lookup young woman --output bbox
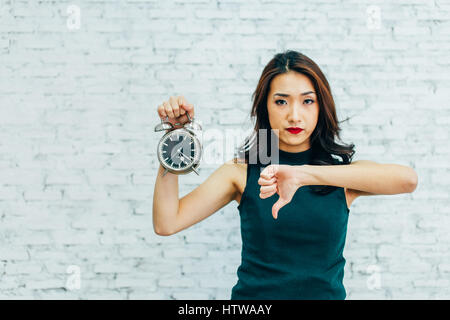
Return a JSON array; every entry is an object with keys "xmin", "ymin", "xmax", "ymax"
[{"xmin": 153, "ymin": 50, "xmax": 418, "ymax": 300}]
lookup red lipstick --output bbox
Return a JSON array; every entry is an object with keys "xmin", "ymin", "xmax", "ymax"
[{"xmin": 286, "ymin": 127, "xmax": 304, "ymax": 134}]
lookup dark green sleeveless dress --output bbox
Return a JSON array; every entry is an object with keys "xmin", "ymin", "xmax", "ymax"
[{"xmin": 231, "ymin": 147, "xmax": 350, "ymax": 300}]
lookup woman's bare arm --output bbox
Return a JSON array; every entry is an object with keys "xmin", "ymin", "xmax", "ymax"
[
  {"xmin": 152, "ymin": 160, "xmax": 239, "ymax": 236},
  {"xmin": 152, "ymin": 163, "xmax": 181, "ymax": 236},
  {"xmin": 298, "ymin": 160, "xmax": 418, "ymax": 195},
  {"xmin": 257, "ymin": 160, "xmax": 418, "ymax": 219},
  {"xmin": 152, "ymin": 95, "xmax": 240, "ymax": 235}
]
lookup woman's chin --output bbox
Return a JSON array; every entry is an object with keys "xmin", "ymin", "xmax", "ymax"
[
  {"xmin": 280, "ymin": 137, "xmax": 305, "ymax": 147},
  {"xmin": 283, "ymin": 134, "xmax": 304, "ymax": 142}
]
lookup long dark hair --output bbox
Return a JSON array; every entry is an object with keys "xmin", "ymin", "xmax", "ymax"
[{"xmin": 234, "ymin": 50, "xmax": 355, "ymax": 195}]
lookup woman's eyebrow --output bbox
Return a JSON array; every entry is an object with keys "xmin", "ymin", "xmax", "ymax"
[{"xmin": 274, "ymin": 91, "xmax": 315, "ymax": 97}]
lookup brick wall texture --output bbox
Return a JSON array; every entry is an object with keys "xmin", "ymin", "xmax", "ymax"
[{"xmin": 0, "ymin": 0, "xmax": 449, "ymax": 299}]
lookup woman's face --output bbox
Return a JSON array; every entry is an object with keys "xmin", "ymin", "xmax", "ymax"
[{"xmin": 266, "ymin": 71, "xmax": 320, "ymax": 153}]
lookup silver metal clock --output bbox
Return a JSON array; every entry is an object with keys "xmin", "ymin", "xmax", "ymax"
[{"xmin": 154, "ymin": 112, "xmax": 202, "ymax": 176}]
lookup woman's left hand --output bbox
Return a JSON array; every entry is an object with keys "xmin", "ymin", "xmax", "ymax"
[{"xmin": 258, "ymin": 164, "xmax": 308, "ymax": 219}]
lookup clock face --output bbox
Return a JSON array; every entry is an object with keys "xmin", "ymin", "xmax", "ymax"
[{"xmin": 158, "ymin": 130, "xmax": 198, "ymax": 171}]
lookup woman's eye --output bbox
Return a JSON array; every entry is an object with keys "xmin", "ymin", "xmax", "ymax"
[{"xmin": 275, "ymin": 99, "xmax": 314, "ymax": 106}]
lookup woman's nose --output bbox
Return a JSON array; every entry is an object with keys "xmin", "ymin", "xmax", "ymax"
[{"xmin": 288, "ymin": 104, "xmax": 302, "ymax": 122}]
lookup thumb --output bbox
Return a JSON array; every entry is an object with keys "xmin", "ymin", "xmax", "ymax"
[{"xmin": 272, "ymin": 197, "xmax": 289, "ymax": 220}]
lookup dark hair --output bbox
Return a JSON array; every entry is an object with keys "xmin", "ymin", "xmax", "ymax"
[{"xmin": 234, "ymin": 50, "xmax": 355, "ymax": 195}]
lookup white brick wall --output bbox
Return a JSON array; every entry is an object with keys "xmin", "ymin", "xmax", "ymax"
[{"xmin": 0, "ymin": 0, "xmax": 449, "ymax": 299}]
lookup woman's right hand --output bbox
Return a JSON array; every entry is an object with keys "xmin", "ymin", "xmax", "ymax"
[{"xmin": 157, "ymin": 95, "xmax": 195, "ymax": 130}]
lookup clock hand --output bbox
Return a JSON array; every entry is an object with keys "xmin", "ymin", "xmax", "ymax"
[
  {"xmin": 176, "ymin": 146, "xmax": 190, "ymax": 158},
  {"xmin": 180, "ymin": 152, "xmax": 194, "ymax": 161},
  {"xmin": 177, "ymin": 152, "xmax": 192, "ymax": 165},
  {"xmin": 172, "ymin": 147, "xmax": 184, "ymax": 159}
]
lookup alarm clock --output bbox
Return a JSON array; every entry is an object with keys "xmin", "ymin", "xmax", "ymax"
[{"xmin": 154, "ymin": 112, "xmax": 202, "ymax": 176}]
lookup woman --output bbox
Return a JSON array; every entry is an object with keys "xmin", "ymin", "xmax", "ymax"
[{"xmin": 152, "ymin": 50, "xmax": 418, "ymax": 300}]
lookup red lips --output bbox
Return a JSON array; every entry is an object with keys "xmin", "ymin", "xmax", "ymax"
[{"xmin": 286, "ymin": 127, "xmax": 304, "ymax": 134}]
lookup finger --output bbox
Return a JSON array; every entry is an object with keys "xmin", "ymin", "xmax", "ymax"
[
  {"xmin": 163, "ymin": 101, "xmax": 175, "ymax": 119},
  {"xmin": 181, "ymin": 104, "xmax": 194, "ymax": 118},
  {"xmin": 260, "ymin": 165, "xmax": 277, "ymax": 179},
  {"xmin": 158, "ymin": 105, "xmax": 167, "ymax": 120},
  {"xmin": 178, "ymin": 95, "xmax": 187, "ymax": 107},
  {"xmin": 178, "ymin": 95, "xmax": 189, "ymax": 108},
  {"xmin": 258, "ymin": 176, "xmax": 276, "ymax": 186},
  {"xmin": 260, "ymin": 185, "xmax": 278, "ymax": 198},
  {"xmin": 260, "ymin": 190, "xmax": 276, "ymax": 199},
  {"xmin": 260, "ymin": 184, "xmax": 276, "ymax": 194},
  {"xmin": 169, "ymin": 96, "xmax": 180, "ymax": 118}
]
